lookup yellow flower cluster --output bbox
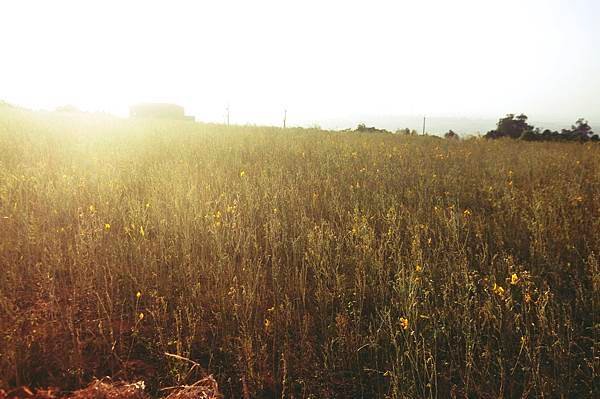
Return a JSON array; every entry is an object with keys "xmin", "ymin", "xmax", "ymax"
[
  {"xmin": 400, "ymin": 317, "xmax": 409, "ymax": 330},
  {"xmin": 510, "ymin": 273, "xmax": 519, "ymax": 285},
  {"xmin": 264, "ymin": 318, "xmax": 272, "ymax": 333},
  {"xmin": 492, "ymin": 283, "xmax": 505, "ymax": 296}
]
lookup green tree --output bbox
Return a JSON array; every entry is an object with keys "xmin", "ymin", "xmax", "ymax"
[
  {"xmin": 561, "ymin": 118, "xmax": 593, "ymax": 141},
  {"xmin": 485, "ymin": 114, "xmax": 534, "ymax": 139}
]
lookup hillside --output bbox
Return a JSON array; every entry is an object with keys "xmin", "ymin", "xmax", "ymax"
[{"xmin": 0, "ymin": 108, "xmax": 598, "ymax": 398}]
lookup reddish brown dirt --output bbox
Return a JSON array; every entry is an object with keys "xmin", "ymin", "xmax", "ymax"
[{"xmin": 0, "ymin": 376, "xmax": 221, "ymax": 399}]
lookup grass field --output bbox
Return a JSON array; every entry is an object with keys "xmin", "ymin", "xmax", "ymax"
[{"xmin": 0, "ymin": 106, "xmax": 598, "ymax": 398}]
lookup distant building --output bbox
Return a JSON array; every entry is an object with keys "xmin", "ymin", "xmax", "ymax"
[
  {"xmin": 129, "ymin": 103, "xmax": 195, "ymax": 121},
  {"xmin": 55, "ymin": 105, "xmax": 82, "ymax": 113}
]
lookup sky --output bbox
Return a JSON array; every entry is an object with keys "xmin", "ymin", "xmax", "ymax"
[{"xmin": 1, "ymin": 0, "xmax": 599, "ymax": 130}]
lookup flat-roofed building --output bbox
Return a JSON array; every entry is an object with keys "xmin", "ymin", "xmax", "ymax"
[{"xmin": 130, "ymin": 103, "xmax": 194, "ymax": 121}]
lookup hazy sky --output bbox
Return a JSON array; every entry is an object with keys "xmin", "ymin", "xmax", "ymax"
[{"xmin": 1, "ymin": 0, "xmax": 599, "ymax": 127}]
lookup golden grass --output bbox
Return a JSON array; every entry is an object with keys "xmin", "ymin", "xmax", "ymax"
[{"xmin": 0, "ymin": 107, "xmax": 598, "ymax": 397}]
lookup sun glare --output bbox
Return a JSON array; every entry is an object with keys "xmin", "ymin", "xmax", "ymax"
[{"xmin": 1, "ymin": 0, "xmax": 599, "ymax": 127}]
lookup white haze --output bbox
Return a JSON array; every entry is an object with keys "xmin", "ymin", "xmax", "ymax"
[{"xmin": 1, "ymin": 0, "xmax": 599, "ymax": 132}]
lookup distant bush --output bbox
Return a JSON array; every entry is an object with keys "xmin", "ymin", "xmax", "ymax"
[
  {"xmin": 395, "ymin": 127, "xmax": 418, "ymax": 135},
  {"xmin": 444, "ymin": 130, "xmax": 459, "ymax": 140},
  {"xmin": 354, "ymin": 123, "xmax": 391, "ymax": 134}
]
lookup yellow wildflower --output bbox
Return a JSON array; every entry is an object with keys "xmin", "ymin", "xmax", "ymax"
[
  {"xmin": 139, "ymin": 225, "xmax": 145, "ymax": 237},
  {"xmin": 415, "ymin": 264, "xmax": 422, "ymax": 272},
  {"xmin": 136, "ymin": 291, "xmax": 142, "ymax": 299},
  {"xmin": 400, "ymin": 317, "xmax": 409, "ymax": 330},
  {"xmin": 493, "ymin": 283, "xmax": 505, "ymax": 296},
  {"xmin": 463, "ymin": 209, "xmax": 471, "ymax": 217},
  {"xmin": 104, "ymin": 223, "xmax": 111, "ymax": 231},
  {"xmin": 240, "ymin": 170, "xmax": 246, "ymax": 177},
  {"xmin": 510, "ymin": 273, "xmax": 519, "ymax": 285},
  {"xmin": 138, "ymin": 312, "xmax": 144, "ymax": 320}
]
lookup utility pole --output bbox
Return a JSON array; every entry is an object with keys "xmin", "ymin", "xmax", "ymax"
[
  {"xmin": 283, "ymin": 109, "xmax": 287, "ymax": 129},
  {"xmin": 422, "ymin": 116, "xmax": 426, "ymax": 135},
  {"xmin": 226, "ymin": 103, "xmax": 230, "ymax": 127}
]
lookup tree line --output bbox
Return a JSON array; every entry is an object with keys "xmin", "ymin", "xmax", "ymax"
[
  {"xmin": 484, "ymin": 114, "xmax": 598, "ymax": 142},
  {"xmin": 352, "ymin": 114, "xmax": 597, "ymax": 143}
]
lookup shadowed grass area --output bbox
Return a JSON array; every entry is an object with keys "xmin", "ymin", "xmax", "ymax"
[{"xmin": 0, "ymin": 107, "xmax": 598, "ymax": 398}]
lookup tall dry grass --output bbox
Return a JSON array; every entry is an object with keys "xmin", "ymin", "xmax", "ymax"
[{"xmin": 0, "ymin": 107, "xmax": 598, "ymax": 398}]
